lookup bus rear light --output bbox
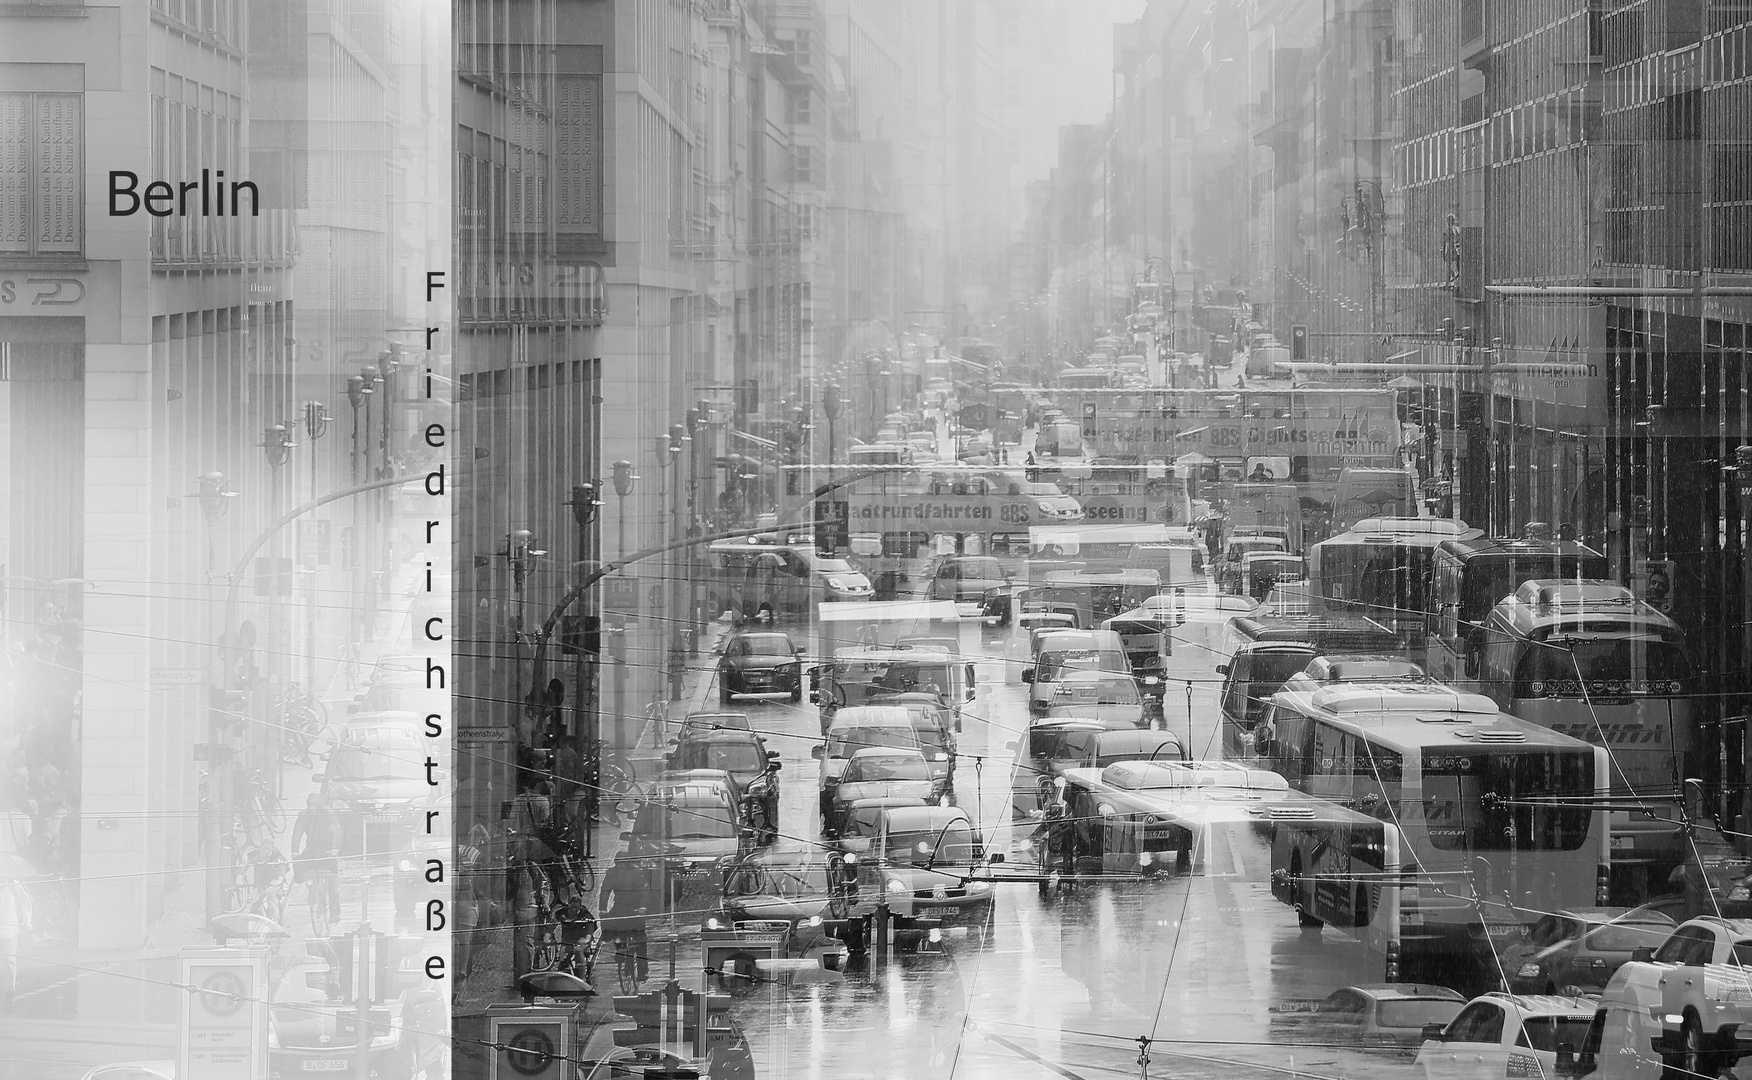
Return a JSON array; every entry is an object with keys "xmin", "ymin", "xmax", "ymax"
[
  {"xmin": 1384, "ymin": 940, "xmax": 1400, "ymax": 981},
  {"xmin": 1597, "ymin": 863, "xmax": 1611, "ymax": 906}
]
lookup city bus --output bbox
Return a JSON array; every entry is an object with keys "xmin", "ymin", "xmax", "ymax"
[
  {"xmin": 1256, "ymin": 681, "xmax": 1612, "ymax": 982},
  {"xmin": 1028, "ymin": 524, "xmax": 1180, "ymax": 571},
  {"xmin": 1308, "ymin": 516, "xmax": 1484, "ymax": 661},
  {"xmin": 1424, "ymin": 533, "xmax": 1608, "ymax": 685},
  {"xmin": 703, "ymin": 535, "xmax": 875, "ymax": 622},
  {"xmin": 1470, "ymin": 579, "xmax": 1698, "ymax": 903},
  {"xmin": 1052, "ymin": 464, "xmax": 1195, "ymax": 528}
]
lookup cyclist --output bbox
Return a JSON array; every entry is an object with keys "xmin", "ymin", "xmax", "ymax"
[
  {"xmin": 601, "ymin": 850, "xmax": 658, "ymax": 989},
  {"xmin": 290, "ymin": 794, "xmax": 341, "ymax": 926}
]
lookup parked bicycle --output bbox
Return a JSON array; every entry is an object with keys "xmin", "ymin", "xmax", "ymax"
[
  {"xmin": 279, "ymin": 681, "xmax": 335, "ymax": 767},
  {"xmin": 221, "ymin": 839, "xmax": 292, "ymax": 923}
]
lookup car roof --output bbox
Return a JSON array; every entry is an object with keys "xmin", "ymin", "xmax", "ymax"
[
  {"xmin": 828, "ymin": 707, "xmax": 915, "ymax": 729},
  {"xmin": 1056, "ymin": 669, "xmax": 1135, "ymax": 684},
  {"xmin": 1475, "ymin": 992, "xmax": 1598, "ymax": 1018},
  {"xmin": 880, "ymin": 804, "xmax": 974, "ymax": 830},
  {"xmin": 1345, "ymin": 984, "xmax": 1466, "ymax": 1001},
  {"xmin": 848, "ymin": 746, "xmax": 926, "ymax": 759},
  {"xmin": 682, "ymin": 711, "xmax": 751, "ymax": 729}
]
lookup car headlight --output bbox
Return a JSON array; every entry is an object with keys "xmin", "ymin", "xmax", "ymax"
[
  {"xmin": 806, "ymin": 914, "xmax": 823, "ymax": 927},
  {"xmin": 1097, "ymin": 802, "xmax": 1115, "ymax": 817},
  {"xmin": 1143, "ymin": 676, "xmax": 1160, "ymax": 685},
  {"xmin": 1037, "ymin": 500, "xmax": 1054, "ymax": 512},
  {"xmin": 934, "ymin": 752, "xmax": 949, "ymax": 761},
  {"xmin": 843, "ymin": 853, "xmax": 859, "ymax": 866},
  {"xmin": 827, "ymin": 576, "xmax": 847, "ymax": 589},
  {"xmin": 1732, "ymin": 885, "xmax": 1751, "ymax": 901},
  {"xmin": 396, "ymin": 859, "xmax": 415, "ymax": 873},
  {"xmin": 968, "ymin": 880, "xmax": 990, "ymax": 894},
  {"xmin": 706, "ymin": 917, "xmax": 723, "ymax": 930},
  {"xmin": 1516, "ymin": 962, "xmax": 1541, "ymax": 978},
  {"xmin": 886, "ymin": 879, "xmax": 907, "ymax": 894}
]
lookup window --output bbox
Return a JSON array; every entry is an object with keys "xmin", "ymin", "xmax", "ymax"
[
  {"xmin": 0, "ymin": 93, "xmax": 82, "ymax": 255},
  {"xmin": 1652, "ymin": 924, "xmax": 1716, "ymax": 965},
  {"xmin": 1447, "ymin": 1001, "xmax": 1504, "ymax": 1044}
]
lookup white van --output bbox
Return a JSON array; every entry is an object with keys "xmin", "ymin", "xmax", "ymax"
[
  {"xmin": 1023, "ymin": 629, "xmax": 1129, "ymax": 716},
  {"xmin": 1568, "ymin": 962, "xmax": 1664, "ymax": 1078}
]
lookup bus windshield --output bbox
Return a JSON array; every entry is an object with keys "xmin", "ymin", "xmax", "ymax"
[
  {"xmin": 1462, "ymin": 555, "xmax": 1603, "ymax": 624},
  {"xmin": 1419, "ymin": 749, "xmax": 1594, "ymax": 851},
  {"xmin": 1513, "ymin": 636, "xmax": 1693, "ymax": 697},
  {"xmin": 1318, "ymin": 543, "xmax": 1432, "ymax": 618}
]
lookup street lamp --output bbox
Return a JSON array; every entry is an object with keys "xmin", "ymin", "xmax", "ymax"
[
  {"xmin": 823, "ymin": 382, "xmax": 843, "ymax": 465},
  {"xmin": 260, "ymin": 424, "xmax": 296, "ymax": 469},
  {"xmin": 195, "ymin": 471, "xmax": 237, "ymax": 525},
  {"xmin": 611, "ymin": 460, "xmax": 638, "ymax": 559}
]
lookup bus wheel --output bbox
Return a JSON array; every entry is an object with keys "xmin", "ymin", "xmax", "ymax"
[{"xmin": 1290, "ymin": 853, "xmax": 1322, "ymax": 929}]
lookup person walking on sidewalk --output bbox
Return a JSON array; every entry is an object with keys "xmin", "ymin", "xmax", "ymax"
[
  {"xmin": 0, "ymin": 870, "xmax": 31, "ymax": 1011},
  {"xmin": 666, "ymin": 633, "xmax": 687, "ymax": 702}
]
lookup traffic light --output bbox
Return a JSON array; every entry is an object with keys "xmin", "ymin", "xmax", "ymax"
[
  {"xmin": 1080, "ymin": 401, "xmax": 1098, "ymax": 441},
  {"xmin": 208, "ymin": 687, "xmax": 247, "ymax": 731},
  {"xmin": 1290, "ymin": 324, "xmax": 1308, "ymax": 361}
]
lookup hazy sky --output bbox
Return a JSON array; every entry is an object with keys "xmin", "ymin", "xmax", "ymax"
[{"xmin": 1049, "ymin": 0, "xmax": 1151, "ymax": 125}]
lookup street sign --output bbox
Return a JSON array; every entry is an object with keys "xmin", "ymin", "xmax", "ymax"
[
  {"xmin": 603, "ymin": 575, "xmax": 640, "ymax": 617},
  {"xmin": 458, "ymin": 727, "xmax": 513, "ymax": 743},
  {"xmin": 177, "ymin": 948, "xmax": 269, "ymax": 1080},
  {"xmin": 151, "ymin": 668, "xmax": 205, "ymax": 684},
  {"xmin": 486, "ymin": 1004, "xmax": 579, "ymax": 1080},
  {"xmin": 297, "ymin": 518, "xmax": 332, "ymax": 567}
]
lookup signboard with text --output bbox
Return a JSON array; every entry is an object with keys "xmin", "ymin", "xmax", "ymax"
[{"xmin": 177, "ymin": 948, "xmax": 268, "ymax": 1080}]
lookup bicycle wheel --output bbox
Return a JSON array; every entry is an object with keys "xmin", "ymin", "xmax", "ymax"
[
  {"xmin": 301, "ymin": 717, "xmax": 337, "ymax": 760},
  {"xmin": 308, "ymin": 881, "xmax": 330, "ymax": 936},
  {"xmin": 617, "ymin": 949, "xmax": 640, "ymax": 993},
  {"xmin": 531, "ymin": 936, "xmax": 559, "ymax": 972}
]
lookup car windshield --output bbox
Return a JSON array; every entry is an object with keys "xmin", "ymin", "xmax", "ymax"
[
  {"xmin": 848, "ymin": 754, "xmax": 931, "ymax": 781},
  {"xmin": 1517, "ymin": 1015, "xmax": 1593, "ymax": 1053},
  {"xmin": 815, "ymin": 558, "xmax": 855, "ymax": 572},
  {"xmin": 725, "ymin": 863, "xmax": 827, "ymax": 898},
  {"xmin": 738, "ymin": 635, "xmax": 794, "ymax": 656},
  {"xmin": 677, "ymin": 740, "xmax": 763, "ymax": 773},
  {"xmin": 1377, "ymin": 999, "xmax": 1463, "ymax": 1031},
  {"xmin": 1039, "ymin": 650, "xmax": 1127, "ymax": 679},
  {"xmin": 956, "ymin": 558, "xmax": 1004, "ymax": 577},
  {"xmin": 667, "ymin": 800, "xmax": 738, "ymax": 840},
  {"xmin": 829, "ymin": 726, "xmax": 920, "ymax": 757},
  {"xmin": 888, "ymin": 823, "xmax": 976, "ymax": 866}
]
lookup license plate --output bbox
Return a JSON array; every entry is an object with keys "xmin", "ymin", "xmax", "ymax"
[
  {"xmin": 368, "ymin": 811, "xmax": 403, "ymax": 822},
  {"xmin": 1486, "ymin": 924, "xmax": 1526, "ymax": 938},
  {"xmin": 677, "ymin": 864, "xmax": 706, "ymax": 875},
  {"xmin": 301, "ymin": 1060, "xmax": 351, "ymax": 1072}
]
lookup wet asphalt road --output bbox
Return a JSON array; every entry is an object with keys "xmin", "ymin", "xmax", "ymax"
[{"xmin": 712, "ymin": 588, "xmax": 1423, "ymax": 1080}]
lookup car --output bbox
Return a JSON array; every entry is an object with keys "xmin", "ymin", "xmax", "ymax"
[
  {"xmin": 1038, "ymin": 670, "xmax": 1146, "ymax": 727},
  {"xmin": 983, "ymin": 472, "xmax": 1083, "ymax": 521},
  {"xmin": 706, "ymin": 846, "xmax": 854, "ymax": 962},
  {"xmin": 628, "ymin": 771, "xmax": 747, "ymax": 874},
  {"xmin": 927, "ymin": 555, "xmax": 1013, "ymax": 613},
  {"xmin": 1025, "ymin": 628, "xmax": 1129, "ymax": 715},
  {"xmin": 1501, "ymin": 908, "xmax": 1676, "ymax": 994},
  {"xmin": 1272, "ymin": 984, "xmax": 1466, "ymax": 1050},
  {"xmin": 882, "ymin": 691, "xmax": 958, "ymax": 783},
  {"xmin": 833, "ymin": 796, "xmax": 928, "ymax": 859},
  {"xmin": 1218, "ymin": 535, "xmax": 1288, "ymax": 593},
  {"xmin": 674, "ymin": 711, "xmax": 752, "ymax": 740},
  {"xmin": 1646, "ymin": 917, "xmax": 1752, "ymax": 1074},
  {"xmin": 716, "ymin": 630, "xmax": 806, "ymax": 703},
  {"xmin": 1411, "ymin": 992, "xmax": 1596, "ymax": 1080},
  {"xmin": 847, "ymin": 805, "xmax": 1000, "ymax": 946},
  {"xmin": 814, "ymin": 707, "xmax": 923, "ymax": 822},
  {"xmin": 320, "ymin": 718, "xmax": 425, "ymax": 854},
  {"xmin": 1009, "ymin": 719, "xmax": 1183, "ymax": 818},
  {"xmin": 667, "ymin": 726, "xmax": 776, "ymax": 808},
  {"xmin": 823, "ymin": 747, "xmax": 942, "ymax": 835}
]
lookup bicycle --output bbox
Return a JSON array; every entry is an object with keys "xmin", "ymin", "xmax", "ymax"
[
  {"xmin": 304, "ymin": 858, "xmax": 339, "ymax": 937},
  {"xmin": 236, "ymin": 767, "xmax": 283, "ymax": 838},
  {"xmin": 279, "ymin": 682, "xmax": 335, "ymax": 766}
]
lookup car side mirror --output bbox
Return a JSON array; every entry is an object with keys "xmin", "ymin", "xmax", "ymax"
[
  {"xmin": 1021, "ymin": 669, "xmax": 1034, "ymax": 684},
  {"xmin": 1004, "ymin": 739, "xmax": 1018, "ymax": 753},
  {"xmin": 809, "ymin": 690, "xmax": 822, "ymax": 704},
  {"xmin": 811, "ymin": 745, "xmax": 824, "ymax": 760},
  {"xmin": 795, "ymin": 645, "xmax": 807, "ymax": 655},
  {"xmin": 1215, "ymin": 663, "xmax": 1229, "ymax": 675},
  {"xmin": 1421, "ymin": 1023, "xmax": 1447, "ymax": 1043},
  {"xmin": 1631, "ymin": 947, "xmax": 1655, "ymax": 962}
]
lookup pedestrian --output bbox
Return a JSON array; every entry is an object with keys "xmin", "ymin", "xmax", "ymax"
[
  {"xmin": 0, "ymin": 870, "xmax": 30, "ymax": 1011},
  {"xmin": 666, "ymin": 634, "xmax": 687, "ymax": 702}
]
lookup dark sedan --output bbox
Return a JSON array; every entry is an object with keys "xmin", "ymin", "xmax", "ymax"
[
  {"xmin": 824, "ymin": 748, "xmax": 940, "ymax": 836},
  {"xmin": 1501, "ymin": 907, "xmax": 1676, "ymax": 994},
  {"xmin": 717, "ymin": 630, "xmax": 805, "ymax": 704}
]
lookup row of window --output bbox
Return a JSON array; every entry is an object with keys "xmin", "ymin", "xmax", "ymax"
[{"xmin": 0, "ymin": 93, "xmax": 80, "ymax": 256}]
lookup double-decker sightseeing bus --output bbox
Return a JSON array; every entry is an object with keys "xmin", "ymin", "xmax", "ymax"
[
  {"xmin": 703, "ymin": 532, "xmax": 874, "ymax": 623},
  {"xmin": 1257, "ymin": 681, "xmax": 1612, "ymax": 983},
  {"xmin": 1308, "ymin": 516, "xmax": 1484, "ymax": 662},
  {"xmin": 1469, "ymin": 579, "xmax": 1699, "ymax": 903},
  {"xmin": 1424, "ymin": 533, "xmax": 1608, "ymax": 686},
  {"xmin": 1051, "ymin": 462, "xmax": 1195, "ymax": 528}
]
